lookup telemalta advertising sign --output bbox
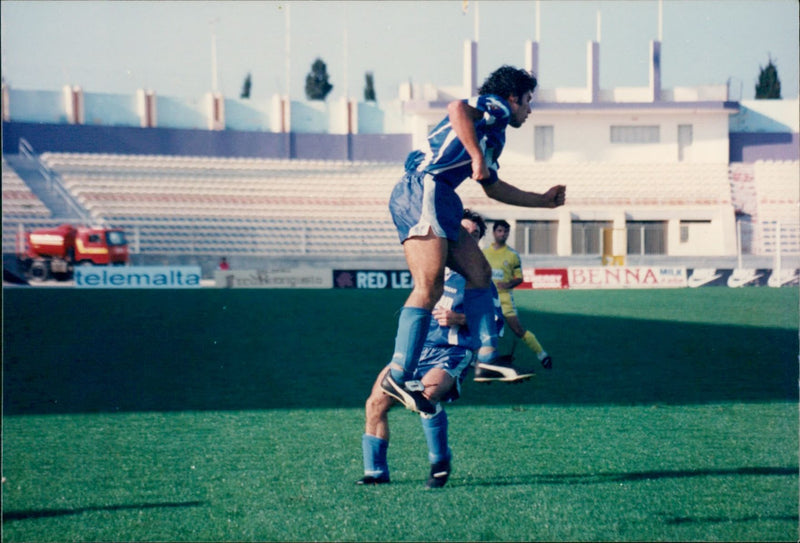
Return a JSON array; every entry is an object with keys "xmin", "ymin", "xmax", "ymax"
[
  {"xmin": 566, "ymin": 267, "xmax": 687, "ymax": 289},
  {"xmin": 75, "ymin": 266, "xmax": 202, "ymax": 288}
]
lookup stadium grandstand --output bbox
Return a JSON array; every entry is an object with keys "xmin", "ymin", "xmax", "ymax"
[{"xmin": 2, "ymin": 37, "xmax": 798, "ymax": 277}]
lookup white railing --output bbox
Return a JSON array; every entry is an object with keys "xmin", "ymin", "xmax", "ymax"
[{"xmin": 18, "ymin": 139, "xmax": 93, "ymax": 224}]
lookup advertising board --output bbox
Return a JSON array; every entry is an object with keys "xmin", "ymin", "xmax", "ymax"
[
  {"xmin": 215, "ymin": 267, "xmax": 332, "ymax": 288},
  {"xmin": 75, "ymin": 266, "xmax": 202, "ymax": 288},
  {"xmin": 687, "ymin": 268, "xmax": 799, "ymax": 287},
  {"xmin": 567, "ymin": 267, "xmax": 687, "ymax": 289},
  {"xmin": 520, "ymin": 268, "xmax": 569, "ymax": 289},
  {"xmin": 333, "ymin": 270, "xmax": 414, "ymax": 289}
]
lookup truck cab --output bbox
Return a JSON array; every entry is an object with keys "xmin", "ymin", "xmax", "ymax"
[{"xmin": 73, "ymin": 227, "xmax": 129, "ymax": 266}]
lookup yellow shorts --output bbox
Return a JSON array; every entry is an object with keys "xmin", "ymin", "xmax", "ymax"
[{"xmin": 498, "ymin": 291, "xmax": 517, "ymax": 317}]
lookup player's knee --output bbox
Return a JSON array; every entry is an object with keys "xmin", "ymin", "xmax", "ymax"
[
  {"xmin": 413, "ymin": 278, "xmax": 444, "ymax": 308},
  {"xmin": 366, "ymin": 392, "xmax": 390, "ymax": 417},
  {"xmin": 427, "ymin": 281, "xmax": 445, "ymax": 306}
]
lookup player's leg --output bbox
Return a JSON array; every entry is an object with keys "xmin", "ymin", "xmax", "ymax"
[
  {"xmin": 358, "ymin": 367, "xmax": 395, "ymax": 485},
  {"xmin": 447, "ymin": 226, "xmax": 496, "ymax": 362},
  {"xmin": 388, "ymin": 230, "xmax": 447, "ymax": 382},
  {"xmin": 378, "ymin": 231, "xmax": 444, "ymax": 415},
  {"xmin": 387, "ymin": 173, "xmax": 450, "ymax": 386},
  {"xmin": 419, "ymin": 367, "xmax": 453, "ymax": 489},
  {"xmin": 505, "ymin": 303, "xmax": 553, "ymax": 369},
  {"xmin": 416, "ymin": 347, "xmax": 472, "ymax": 489},
  {"xmin": 507, "ymin": 314, "xmax": 552, "ymax": 367},
  {"xmin": 384, "ymin": 173, "xmax": 457, "ymax": 414},
  {"xmin": 447, "ymin": 228, "xmax": 531, "ymax": 381}
]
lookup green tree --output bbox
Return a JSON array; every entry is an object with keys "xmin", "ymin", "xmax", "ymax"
[
  {"xmin": 305, "ymin": 58, "xmax": 333, "ymax": 101},
  {"xmin": 755, "ymin": 56, "xmax": 781, "ymax": 99},
  {"xmin": 240, "ymin": 73, "xmax": 252, "ymax": 99},
  {"xmin": 364, "ymin": 72, "xmax": 376, "ymax": 102}
]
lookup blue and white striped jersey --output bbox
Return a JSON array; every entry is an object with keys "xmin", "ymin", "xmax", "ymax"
[
  {"xmin": 425, "ymin": 268, "xmax": 504, "ymax": 350},
  {"xmin": 404, "ymin": 94, "xmax": 512, "ymax": 188}
]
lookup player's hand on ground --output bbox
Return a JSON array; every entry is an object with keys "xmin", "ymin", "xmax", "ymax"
[{"xmin": 543, "ymin": 185, "xmax": 566, "ymax": 208}]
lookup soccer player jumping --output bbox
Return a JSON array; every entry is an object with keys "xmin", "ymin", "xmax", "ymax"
[{"xmin": 383, "ymin": 66, "xmax": 566, "ymax": 414}]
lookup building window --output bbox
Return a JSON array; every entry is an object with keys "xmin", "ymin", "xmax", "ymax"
[
  {"xmin": 678, "ymin": 124, "xmax": 693, "ymax": 161},
  {"xmin": 626, "ymin": 221, "xmax": 667, "ymax": 255},
  {"xmin": 679, "ymin": 219, "xmax": 711, "ymax": 244},
  {"xmin": 517, "ymin": 220, "xmax": 558, "ymax": 255},
  {"xmin": 534, "ymin": 125, "xmax": 554, "ymax": 161},
  {"xmin": 572, "ymin": 221, "xmax": 611, "ymax": 255},
  {"xmin": 610, "ymin": 125, "xmax": 660, "ymax": 144}
]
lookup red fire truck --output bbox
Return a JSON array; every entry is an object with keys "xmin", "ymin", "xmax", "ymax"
[{"xmin": 17, "ymin": 224, "xmax": 129, "ymax": 281}]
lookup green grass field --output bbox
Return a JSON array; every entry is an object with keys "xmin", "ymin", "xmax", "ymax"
[{"xmin": 2, "ymin": 287, "xmax": 798, "ymax": 541}]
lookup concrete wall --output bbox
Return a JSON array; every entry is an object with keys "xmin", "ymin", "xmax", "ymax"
[
  {"xmin": 727, "ymin": 98, "xmax": 799, "ymax": 162},
  {"xmin": 1, "ymin": 121, "xmax": 411, "ymax": 161},
  {"xmin": 503, "ymin": 109, "xmax": 733, "ymax": 163},
  {"xmin": 2, "ymin": 85, "xmax": 409, "ymax": 135},
  {"xmin": 729, "ymin": 132, "xmax": 799, "ymax": 162}
]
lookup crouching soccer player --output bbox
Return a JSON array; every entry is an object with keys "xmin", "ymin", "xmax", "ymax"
[{"xmin": 358, "ymin": 211, "xmax": 532, "ymax": 489}]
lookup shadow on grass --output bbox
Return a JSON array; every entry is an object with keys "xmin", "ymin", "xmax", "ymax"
[
  {"xmin": 663, "ymin": 514, "xmax": 799, "ymax": 525},
  {"xmin": 2, "ymin": 500, "xmax": 205, "ymax": 522},
  {"xmin": 3, "ymin": 289, "xmax": 798, "ymax": 414},
  {"xmin": 458, "ymin": 466, "xmax": 798, "ymax": 487}
]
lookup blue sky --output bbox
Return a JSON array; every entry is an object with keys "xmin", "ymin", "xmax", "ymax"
[{"xmin": 1, "ymin": 0, "xmax": 797, "ymax": 102}]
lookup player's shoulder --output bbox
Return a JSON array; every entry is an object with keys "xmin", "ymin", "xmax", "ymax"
[
  {"xmin": 468, "ymin": 94, "xmax": 511, "ymax": 120},
  {"xmin": 502, "ymin": 245, "xmax": 522, "ymax": 263},
  {"xmin": 496, "ymin": 244, "xmax": 519, "ymax": 257}
]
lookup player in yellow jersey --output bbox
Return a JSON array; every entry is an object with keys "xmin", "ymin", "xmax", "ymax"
[{"xmin": 483, "ymin": 219, "xmax": 553, "ymax": 369}]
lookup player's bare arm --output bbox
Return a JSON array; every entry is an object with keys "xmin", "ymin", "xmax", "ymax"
[
  {"xmin": 446, "ymin": 100, "xmax": 490, "ymax": 181},
  {"xmin": 483, "ymin": 180, "xmax": 566, "ymax": 208},
  {"xmin": 497, "ymin": 277, "xmax": 523, "ymax": 290}
]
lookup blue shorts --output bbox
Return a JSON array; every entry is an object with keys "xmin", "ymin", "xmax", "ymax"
[
  {"xmin": 387, "ymin": 345, "xmax": 474, "ymax": 403},
  {"xmin": 389, "ymin": 172, "xmax": 464, "ymax": 243}
]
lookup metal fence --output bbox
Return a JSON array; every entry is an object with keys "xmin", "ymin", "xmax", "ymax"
[{"xmin": 5, "ymin": 216, "xmax": 799, "ymax": 262}]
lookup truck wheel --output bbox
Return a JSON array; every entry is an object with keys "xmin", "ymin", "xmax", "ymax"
[{"xmin": 29, "ymin": 261, "xmax": 50, "ymax": 282}]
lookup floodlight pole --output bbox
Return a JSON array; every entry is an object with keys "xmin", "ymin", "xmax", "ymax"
[
  {"xmin": 343, "ymin": 5, "xmax": 349, "ymax": 100},
  {"xmin": 210, "ymin": 18, "xmax": 220, "ymax": 93},
  {"xmin": 775, "ymin": 220, "xmax": 782, "ymax": 279},
  {"xmin": 285, "ymin": 4, "xmax": 291, "ymax": 98},
  {"xmin": 473, "ymin": 1, "xmax": 479, "ymax": 42},
  {"xmin": 736, "ymin": 219, "xmax": 743, "ymax": 269}
]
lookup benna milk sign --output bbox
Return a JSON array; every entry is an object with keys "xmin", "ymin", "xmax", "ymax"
[{"xmin": 568, "ymin": 267, "xmax": 687, "ymax": 289}]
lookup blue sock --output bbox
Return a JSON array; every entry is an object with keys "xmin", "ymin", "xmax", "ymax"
[
  {"xmin": 420, "ymin": 409, "xmax": 451, "ymax": 464},
  {"xmin": 362, "ymin": 434, "xmax": 389, "ymax": 479},
  {"xmin": 389, "ymin": 307, "xmax": 431, "ymax": 382},
  {"xmin": 464, "ymin": 288, "xmax": 498, "ymax": 363}
]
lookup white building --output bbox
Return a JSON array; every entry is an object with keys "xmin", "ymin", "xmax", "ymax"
[{"xmin": 399, "ymin": 38, "xmax": 772, "ymax": 261}]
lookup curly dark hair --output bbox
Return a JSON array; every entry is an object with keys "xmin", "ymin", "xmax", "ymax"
[
  {"xmin": 462, "ymin": 208, "xmax": 487, "ymax": 239},
  {"xmin": 478, "ymin": 66, "xmax": 537, "ymax": 101},
  {"xmin": 492, "ymin": 219, "xmax": 511, "ymax": 232}
]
